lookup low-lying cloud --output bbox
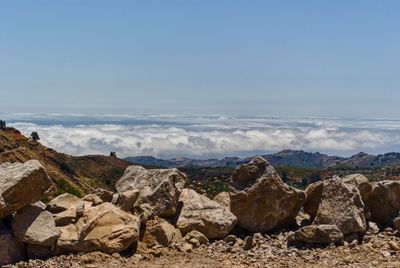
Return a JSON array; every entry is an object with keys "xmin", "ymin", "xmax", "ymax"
[{"xmin": 9, "ymin": 115, "xmax": 400, "ymax": 158}]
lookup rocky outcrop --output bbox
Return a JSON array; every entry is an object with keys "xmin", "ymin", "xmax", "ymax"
[
  {"xmin": 116, "ymin": 165, "xmax": 186, "ymax": 217},
  {"xmin": 312, "ymin": 178, "xmax": 367, "ymax": 236},
  {"xmin": 176, "ymin": 189, "xmax": 237, "ymax": 239},
  {"xmin": 230, "ymin": 157, "xmax": 306, "ymax": 233},
  {"xmin": 0, "ymin": 160, "xmax": 54, "ymax": 218},
  {"xmin": 12, "ymin": 202, "xmax": 59, "ymax": 247},
  {"xmin": 56, "ymin": 202, "xmax": 140, "ymax": 254},
  {"xmin": 288, "ymin": 225, "xmax": 344, "ymax": 246},
  {"xmin": 142, "ymin": 217, "xmax": 182, "ymax": 248},
  {"xmin": 364, "ymin": 181, "xmax": 400, "ymax": 227}
]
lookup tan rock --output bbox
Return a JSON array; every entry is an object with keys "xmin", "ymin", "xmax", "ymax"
[
  {"xmin": 91, "ymin": 188, "xmax": 114, "ymax": 203},
  {"xmin": 113, "ymin": 189, "xmax": 140, "ymax": 212},
  {"xmin": 142, "ymin": 217, "xmax": 182, "ymax": 248},
  {"xmin": 303, "ymin": 181, "xmax": 324, "ymax": 220},
  {"xmin": 46, "ymin": 193, "xmax": 81, "ymax": 214},
  {"xmin": 288, "ymin": 224, "xmax": 344, "ymax": 246},
  {"xmin": 312, "ymin": 178, "xmax": 367, "ymax": 235},
  {"xmin": 364, "ymin": 180, "xmax": 400, "ymax": 226},
  {"xmin": 230, "ymin": 157, "xmax": 306, "ymax": 233},
  {"xmin": 176, "ymin": 189, "xmax": 237, "ymax": 239},
  {"xmin": 213, "ymin": 192, "xmax": 231, "ymax": 210},
  {"xmin": 82, "ymin": 194, "xmax": 104, "ymax": 206},
  {"xmin": 56, "ymin": 202, "xmax": 140, "ymax": 254},
  {"xmin": 342, "ymin": 174, "xmax": 373, "ymax": 202},
  {"xmin": 12, "ymin": 201, "xmax": 59, "ymax": 246},
  {"xmin": 0, "ymin": 160, "xmax": 54, "ymax": 218},
  {"xmin": 116, "ymin": 165, "xmax": 186, "ymax": 217},
  {"xmin": 183, "ymin": 230, "xmax": 209, "ymax": 247}
]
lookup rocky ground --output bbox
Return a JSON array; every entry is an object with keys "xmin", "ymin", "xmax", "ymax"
[{"xmin": 6, "ymin": 230, "xmax": 400, "ymax": 268}]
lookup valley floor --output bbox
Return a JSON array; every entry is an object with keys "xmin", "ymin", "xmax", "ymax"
[{"xmin": 7, "ymin": 231, "xmax": 400, "ymax": 268}]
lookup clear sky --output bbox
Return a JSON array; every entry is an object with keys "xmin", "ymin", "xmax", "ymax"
[{"xmin": 1, "ymin": 1, "xmax": 400, "ymax": 117}]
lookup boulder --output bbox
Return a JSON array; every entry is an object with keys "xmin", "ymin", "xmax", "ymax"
[
  {"xmin": 116, "ymin": 165, "xmax": 186, "ymax": 218},
  {"xmin": 0, "ymin": 160, "xmax": 54, "ymax": 218},
  {"xmin": 288, "ymin": 225, "xmax": 344, "ymax": 246},
  {"xmin": 82, "ymin": 194, "xmax": 104, "ymax": 206},
  {"xmin": 230, "ymin": 157, "xmax": 306, "ymax": 233},
  {"xmin": 342, "ymin": 174, "xmax": 373, "ymax": 202},
  {"xmin": 56, "ymin": 202, "xmax": 140, "ymax": 254},
  {"xmin": 312, "ymin": 178, "xmax": 367, "ymax": 235},
  {"xmin": 142, "ymin": 217, "xmax": 182, "ymax": 248},
  {"xmin": 46, "ymin": 193, "xmax": 81, "ymax": 214},
  {"xmin": 213, "ymin": 192, "xmax": 231, "ymax": 210},
  {"xmin": 0, "ymin": 230, "xmax": 25, "ymax": 266},
  {"xmin": 12, "ymin": 202, "xmax": 59, "ymax": 247},
  {"xmin": 364, "ymin": 180, "xmax": 400, "ymax": 227},
  {"xmin": 176, "ymin": 189, "xmax": 237, "ymax": 239},
  {"xmin": 303, "ymin": 181, "xmax": 324, "ymax": 220}
]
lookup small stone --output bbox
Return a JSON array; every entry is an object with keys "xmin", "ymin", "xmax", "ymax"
[
  {"xmin": 243, "ymin": 236, "xmax": 254, "ymax": 251},
  {"xmin": 389, "ymin": 241, "xmax": 400, "ymax": 251},
  {"xmin": 224, "ymin": 235, "xmax": 237, "ymax": 244},
  {"xmin": 382, "ymin": 251, "xmax": 391, "ymax": 258}
]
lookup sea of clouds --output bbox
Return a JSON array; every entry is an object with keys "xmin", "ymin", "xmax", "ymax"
[{"xmin": 5, "ymin": 113, "xmax": 400, "ymax": 159}]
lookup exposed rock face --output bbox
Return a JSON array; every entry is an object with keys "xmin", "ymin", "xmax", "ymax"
[
  {"xmin": 312, "ymin": 178, "xmax": 367, "ymax": 235},
  {"xmin": 230, "ymin": 157, "xmax": 306, "ymax": 233},
  {"xmin": 176, "ymin": 189, "xmax": 237, "ymax": 239},
  {"xmin": 0, "ymin": 230, "xmax": 25, "ymax": 266},
  {"xmin": 12, "ymin": 202, "xmax": 59, "ymax": 247},
  {"xmin": 213, "ymin": 192, "xmax": 231, "ymax": 210},
  {"xmin": 116, "ymin": 165, "xmax": 186, "ymax": 217},
  {"xmin": 365, "ymin": 181, "xmax": 400, "ymax": 227},
  {"xmin": 288, "ymin": 225, "xmax": 344, "ymax": 246},
  {"xmin": 0, "ymin": 160, "xmax": 54, "ymax": 218},
  {"xmin": 56, "ymin": 202, "xmax": 140, "ymax": 254},
  {"xmin": 142, "ymin": 217, "xmax": 182, "ymax": 248}
]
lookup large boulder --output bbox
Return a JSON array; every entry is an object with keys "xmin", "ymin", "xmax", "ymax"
[
  {"xmin": 142, "ymin": 217, "xmax": 182, "ymax": 248},
  {"xmin": 12, "ymin": 202, "xmax": 59, "ymax": 247},
  {"xmin": 342, "ymin": 174, "xmax": 373, "ymax": 201},
  {"xmin": 0, "ymin": 160, "xmax": 54, "ymax": 218},
  {"xmin": 213, "ymin": 192, "xmax": 231, "ymax": 210},
  {"xmin": 312, "ymin": 178, "xmax": 367, "ymax": 235},
  {"xmin": 46, "ymin": 193, "xmax": 81, "ymax": 214},
  {"xmin": 230, "ymin": 157, "xmax": 306, "ymax": 233},
  {"xmin": 0, "ymin": 230, "xmax": 25, "ymax": 266},
  {"xmin": 56, "ymin": 202, "xmax": 140, "ymax": 254},
  {"xmin": 365, "ymin": 180, "xmax": 400, "ymax": 227},
  {"xmin": 116, "ymin": 165, "xmax": 186, "ymax": 218},
  {"xmin": 175, "ymin": 189, "xmax": 237, "ymax": 239},
  {"xmin": 288, "ymin": 225, "xmax": 344, "ymax": 246}
]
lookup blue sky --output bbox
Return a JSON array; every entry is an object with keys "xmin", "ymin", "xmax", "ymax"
[{"xmin": 1, "ymin": 1, "xmax": 400, "ymax": 117}]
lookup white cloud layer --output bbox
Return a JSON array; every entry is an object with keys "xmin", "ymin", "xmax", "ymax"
[{"xmin": 8, "ymin": 115, "xmax": 400, "ymax": 158}]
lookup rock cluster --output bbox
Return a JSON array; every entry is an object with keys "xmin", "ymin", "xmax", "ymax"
[{"xmin": 4, "ymin": 157, "xmax": 400, "ymax": 266}]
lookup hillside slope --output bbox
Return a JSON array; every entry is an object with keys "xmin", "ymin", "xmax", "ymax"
[{"xmin": 0, "ymin": 127, "xmax": 131, "ymax": 197}]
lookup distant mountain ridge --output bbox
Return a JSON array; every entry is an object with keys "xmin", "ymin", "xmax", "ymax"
[{"xmin": 124, "ymin": 150, "xmax": 400, "ymax": 169}]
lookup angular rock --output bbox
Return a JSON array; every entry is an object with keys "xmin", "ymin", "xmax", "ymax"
[
  {"xmin": 12, "ymin": 201, "xmax": 59, "ymax": 246},
  {"xmin": 56, "ymin": 202, "xmax": 140, "ymax": 254},
  {"xmin": 91, "ymin": 188, "xmax": 114, "ymax": 203},
  {"xmin": 232, "ymin": 156, "xmax": 267, "ymax": 190},
  {"xmin": 312, "ymin": 178, "xmax": 367, "ymax": 235},
  {"xmin": 175, "ymin": 189, "xmax": 237, "ymax": 239},
  {"xmin": 113, "ymin": 189, "xmax": 140, "ymax": 212},
  {"xmin": 342, "ymin": 174, "xmax": 373, "ymax": 202},
  {"xmin": 303, "ymin": 181, "xmax": 324, "ymax": 220},
  {"xmin": 213, "ymin": 192, "xmax": 231, "ymax": 210},
  {"xmin": 82, "ymin": 194, "xmax": 104, "ymax": 206},
  {"xmin": 142, "ymin": 217, "xmax": 182, "ymax": 248},
  {"xmin": 230, "ymin": 157, "xmax": 306, "ymax": 233},
  {"xmin": 0, "ymin": 230, "xmax": 25, "ymax": 266},
  {"xmin": 364, "ymin": 180, "xmax": 400, "ymax": 226},
  {"xmin": 46, "ymin": 193, "xmax": 81, "ymax": 214},
  {"xmin": 183, "ymin": 230, "xmax": 209, "ymax": 247},
  {"xmin": 0, "ymin": 160, "xmax": 54, "ymax": 218},
  {"xmin": 288, "ymin": 225, "xmax": 344, "ymax": 246},
  {"xmin": 116, "ymin": 165, "xmax": 186, "ymax": 217}
]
